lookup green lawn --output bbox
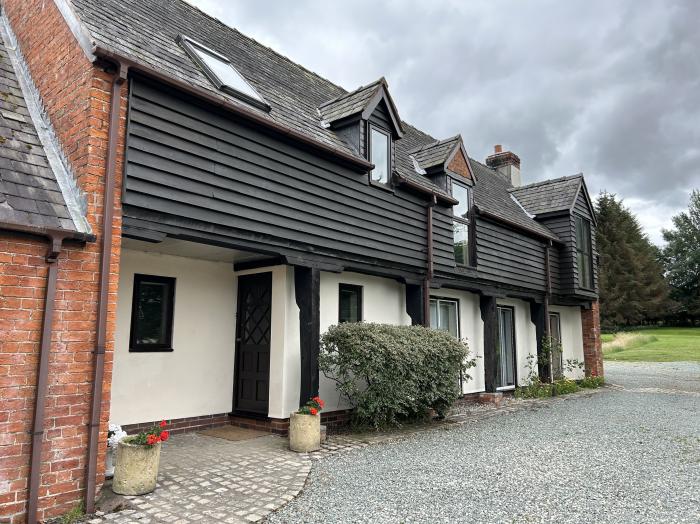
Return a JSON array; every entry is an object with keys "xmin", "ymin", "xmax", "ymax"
[{"xmin": 602, "ymin": 327, "xmax": 700, "ymax": 362}]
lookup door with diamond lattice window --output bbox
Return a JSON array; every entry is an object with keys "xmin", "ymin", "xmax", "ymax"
[{"xmin": 234, "ymin": 272, "xmax": 272, "ymax": 414}]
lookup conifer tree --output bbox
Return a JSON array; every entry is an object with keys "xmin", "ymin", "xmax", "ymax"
[
  {"xmin": 662, "ymin": 190, "xmax": 700, "ymax": 323},
  {"xmin": 594, "ymin": 193, "xmax": 669, "ymax": 328}
]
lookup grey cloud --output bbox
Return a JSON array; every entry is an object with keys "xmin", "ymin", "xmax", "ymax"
[{"xmin": 190, "ymin": 0, "xmax": 699, "ymax": 244}]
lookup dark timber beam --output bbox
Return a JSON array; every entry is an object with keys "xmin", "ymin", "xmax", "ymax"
[
  {"xmin": 480, "ymin": 295, "xmax": 499, "ymax": 392},
  {"xmin": 530, "ymin": 301, "xmax": 551, "ymax": 382},
  {"xmin": 405, "ymin": 283, "xmax": 425, "ymax": 326},
  {"xmin": 294, "ymin": 266, "xmax": 320, "ymax": 405}
]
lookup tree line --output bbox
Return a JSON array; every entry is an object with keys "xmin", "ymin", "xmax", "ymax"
[{"xmin": 595, "ymin": 189, "xmax": 699, "ymax": 330}]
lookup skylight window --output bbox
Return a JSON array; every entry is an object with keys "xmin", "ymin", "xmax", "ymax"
[{"xmin": 178, "ymin": 36, "xmax": 269, "ymax": 111}]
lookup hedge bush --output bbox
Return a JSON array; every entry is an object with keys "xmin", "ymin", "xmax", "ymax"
[{"xmin": 319, "ymin": 323, "xmax": 475, "ymax": 429}]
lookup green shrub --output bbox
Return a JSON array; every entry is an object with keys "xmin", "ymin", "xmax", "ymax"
[
  {"xmin": 553, "ymin": 378, "xmax": 580, "ymax": 395},
  {"xmin": 578, "ymin": 376, "xmax": 605, "ymax": 388},
  {"xmin": 319, "ymin": 322, "xmax": 475, "ymax": 429},
  {"xmin": 515, "ymin": 382, "xmax": 553, "ymax": 399}
]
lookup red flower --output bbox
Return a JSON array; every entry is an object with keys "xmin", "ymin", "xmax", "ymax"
[
  {"xmin": 309, "ymin": 407, "xmax": 318, "ymax": 416},
  {"xmin": 160, "ymin": 430, "xmax": 170, "ymax": 442},
  {"xmin": 146, "ymin": 434, "xmax": 158, "ymax": 445},
  {"xmin": 160, "ymin": 420, "xmax": 167, "ymax": 428}
]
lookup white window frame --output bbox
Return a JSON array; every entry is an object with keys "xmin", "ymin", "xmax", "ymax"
[
  {"xmin": 429, "ymin": 297, "xmax": 460, "ymax": 338},
  {"xmin": 368, "ymin": 124, "xmax": 391, "ymax": 186}
]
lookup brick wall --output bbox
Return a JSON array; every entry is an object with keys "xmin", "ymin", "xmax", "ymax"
[
  {"xmin": 447, "ymin": 149, "xmax": 473, "ymax": 181},
  {"xmin": 581, "ymin": 300, "xmax": 604, "ymax": 377},
  {"xmin": 0, "ymin": 1, "xmax": 127, "ymax": 521},
  {"xmin": 122, "ymin": 414, "xmax": 231, "ymax": 437}
]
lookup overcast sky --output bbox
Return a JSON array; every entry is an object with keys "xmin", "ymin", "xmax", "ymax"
[{"xmin": 190, "ymin": 0, "xmax": 699, "ymax": 245}]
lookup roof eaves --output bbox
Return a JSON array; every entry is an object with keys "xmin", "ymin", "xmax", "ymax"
[{"xmin": 93, "ymin": 44, "xmax": 373, "ymax": 172}]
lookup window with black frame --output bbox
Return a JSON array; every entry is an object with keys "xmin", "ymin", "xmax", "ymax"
[
  {"xmin": 450, "ymin": 180, "xmax": 471, "ymax": 266},
  {"xmin": 339, "ymin": 284, "xmax": 363, "ymax": 323},
  {"xmin": 575, "ymin": 215, "xmax": 594, "ymax": 289},
  {"xmin": 129, "ymin": 274, "xmax": 176, "ymax": 352}
]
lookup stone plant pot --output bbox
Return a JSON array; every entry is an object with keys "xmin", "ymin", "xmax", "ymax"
[
  {"xmin": 289, "ymin": 412, "xmax": 321, "ymax": 452},
  {"xmin": 105, "ymin": 447, "xmax": 115, "ymax": 479},
  {"xmin": 112, "ymin": 436, "xmax": 161, "ymax": 495}
]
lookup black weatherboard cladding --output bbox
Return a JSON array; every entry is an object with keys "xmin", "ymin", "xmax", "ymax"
[
  {"xmin": 69, "ymin": 0, "xmax": 598, "ymax": 298},
  {"xmin": 124, "ymin": 78, "xmax": 432, "ymax": 274}
]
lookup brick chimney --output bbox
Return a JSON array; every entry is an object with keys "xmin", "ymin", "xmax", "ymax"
[{"xmin": 486, "ymin": 144, "xmax": 521, "ymax": 186}]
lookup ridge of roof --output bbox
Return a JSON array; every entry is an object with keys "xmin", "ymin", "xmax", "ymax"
[
  {"xmin": 318, "ymin": 77, "xmax": 384, "ymax": 109},
  {"xmin": 177, "ymin": 0, "xmax": 347, "ymax": 95},
  {"xmin": 407, "ymin": 134, "xmax": 461, "ymax": 154},
  {"xmin": 510, "ymin": 173, "xmax": 583, "ymax": 192}
]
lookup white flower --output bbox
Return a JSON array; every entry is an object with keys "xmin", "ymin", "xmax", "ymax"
[{"xmin": 107, "ymin": 423, "xmax": 127, "ymax": 449}]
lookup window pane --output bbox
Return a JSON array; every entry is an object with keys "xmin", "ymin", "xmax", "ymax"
[
  {"xmin": 453, "ymin": 221, "xmax": 469, "ymax": 265},
  {"xmin": 339, "ymin": 285, "xmax": 362, "ymax": 323},
  {"xmin": 135, "ymin": 281, "xmax": 169, "ymax": 345},
  {"xmin": 452, "ymin": 183, "xmax": 470, "ymax": 219},
  {"xmin": 192, "ymin": 46, "xmax": 264, "ymax": 103},
  {"xmin": 439, "ymin": 301, "xmax": 459, "ymax": 337},
  {"xmin": 370, "ymin": 128, "xmax": 389, "ymax": 184},
  {"xmin": 430, "ymin": 299, "xmax": 459, "ymax": 338}
]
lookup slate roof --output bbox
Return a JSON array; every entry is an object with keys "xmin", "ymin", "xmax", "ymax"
[
  {"xmin": 469, "ymin": 160, "xmax": 559, "ymax": 241},
  {"xmin": 409, "ymin": 135, "xmax": 461, "ymax": 172},
  {"xmin": 510, "ymin": 175, "xmax": 583, "ymax": 216},
  {"xmin": 68, "ymin": 0, "xmax": 557, "ymax": 240},
  {"xmin": 318, "ymin": 78, "xmax": 383, "ymax": 124},
  {"xmin": 0, "ymin": 31, "xmax": 80, "ymax": 233}
]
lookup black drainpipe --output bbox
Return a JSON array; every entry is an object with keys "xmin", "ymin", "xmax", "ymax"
[
  {"xmin": 85, "ymin": 63, "xmax": 126, "ymax": 514},
  {"xmin": 25, "ymin": 233, "xmax": 63, "ymax": 524},
  {"xmin": 422, "ymin": 195, "xmax": 437, "ymax": 325}
]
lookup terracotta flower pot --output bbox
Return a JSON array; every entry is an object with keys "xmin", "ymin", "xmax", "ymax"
[
  {"xmin": 112, "ymin": 436, "xmax": 161, "ymax": 495},
  {"xmin": 289, "ymin": 412, "xmax": 321, "ymax": 452}
]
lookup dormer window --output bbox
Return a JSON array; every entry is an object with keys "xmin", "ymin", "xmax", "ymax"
[
  {"xmin": 178, "ymin": 36, "xmax": 270, "ymax": 111},
  {"xmin": 369, "ymin": 125, "xmax": 391, "ymax": 185},
  {"xmin": 451, "ymin": 180, "xmax": 472, "ymax": 266}
]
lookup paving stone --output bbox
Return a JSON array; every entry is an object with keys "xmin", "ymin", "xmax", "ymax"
[{"xmin": 90, "ymin": 434, "xmax": 310, "ymax": 523}]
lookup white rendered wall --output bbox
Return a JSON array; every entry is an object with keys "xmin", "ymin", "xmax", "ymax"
[
  {"xmin": 113, "ymin": 249, "xmax": 237, "ymax": 425},
  {"xmin": 428, "ymin": 289, "xmax": 484, "ymax": 394},
  {"xmin": 318, "ymin": 271, "xmax": 412, "ymax": 411},
  {"xmin": 549, "ymin": 305, "xmax": 585, "ymax": 379},
  {"xmin": 497, "ymin": 298, "xmax": 538, "ymax": 386}
]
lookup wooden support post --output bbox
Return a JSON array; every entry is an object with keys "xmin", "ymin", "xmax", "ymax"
[
  {"xmin": 294, "ymin": 266, "xmax": 320, "ymax": 405},
  {"xmin": 480, "ymin": 295, "xmax": 499, "ymax": 392}
]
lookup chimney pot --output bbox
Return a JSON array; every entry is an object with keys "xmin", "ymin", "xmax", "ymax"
[{"xmin": 485, "ymin": 145, "xmax": 521, "ymax": 187}]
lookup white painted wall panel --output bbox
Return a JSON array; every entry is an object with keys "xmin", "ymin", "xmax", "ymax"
[
  {"xmin": 113, "ymin": 249, "xmax": 237, "ymax": 425},
  {"xmin": 550, "ymin": 305, "xmax": 585, "ymax": 379}
]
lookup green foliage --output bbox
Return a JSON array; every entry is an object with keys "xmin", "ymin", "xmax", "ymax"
[
  {"xmin": 578, "ymin": 376, "xmax": 605, "ymax": 388},
  {"xmin": 553, "ymin": 378, "xmax": 580, "ymax": 395},
  {"xmin": 58, "ymin": 503, "xmax": 84, "ymax": 524},
  {"xmin": 662, "ymin": 189, "xmax": 700, "ymax": 323},
  {"xmin": 319, "ymin": 322, "xmax": 475, "ymax": 429},
  {"xmin": 515, "ymin": 381, "xmax": 553, "ymax": 399},
  {"xmin": 595, "ymin": 192, "xmax": 670, "ymax": 329}
]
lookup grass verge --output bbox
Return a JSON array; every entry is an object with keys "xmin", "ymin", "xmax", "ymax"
[{"xmin": 602, "ymin": 327, "xmax": 700, "ymax": 362}]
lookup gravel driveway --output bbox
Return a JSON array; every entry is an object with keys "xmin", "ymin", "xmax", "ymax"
[{"xmin": 269, "ymin": 362, "xmax": 700, "ymax": 523}]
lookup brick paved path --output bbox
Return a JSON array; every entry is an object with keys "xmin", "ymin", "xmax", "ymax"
[{"xmin": 89, "ymin": 434, "xmax": 310, "ymax": 523}]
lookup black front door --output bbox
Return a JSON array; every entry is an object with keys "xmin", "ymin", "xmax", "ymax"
[{"xmin": 234, "ymin": 272, "xmax": 272, "ymax": 415}]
